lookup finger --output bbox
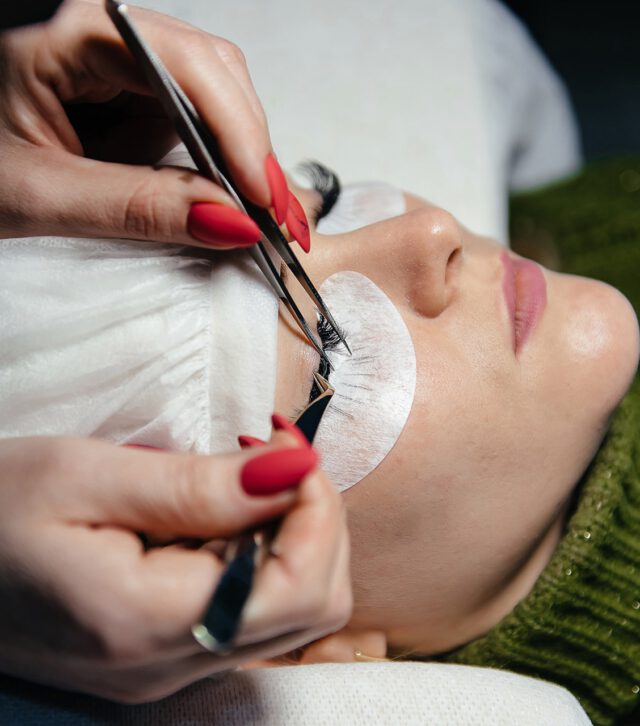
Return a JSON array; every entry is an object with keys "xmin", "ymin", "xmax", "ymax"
[
  {"xmin": 26, "ymin": 520, "xmax": 217, "ymax": 666},
  {"xmin": 113, "ymin": 543, "xmax": 326, "ymax": 661},
  {"xmin": 85, "ymin": 622, "xmax": 329, "ymax": 703},
  {"xmin": 11, "ymin": 146, "xmax": 262, "ymax": 249},
  {"xmin": 61, "ymin": 2, "xmax": 285, "ymax": 218},
  {"xmin": 161, "ymin": 40, "xmax": 277, "ymax": 213},
  {"xmin": 237, "ymin": 470, "xmax": 350, "ymax": 644},
  {"xmin": 212, "ymin": 40, "xmax": 269, "ymax": 132},
  {"xmin": 40, "ymin": 524, "xmax": 327, "ymax": 671},
  {"xmin": 42, "ymin": 436, "xmax": 316, "ymax": 539},
  {"xmin": 118, "ymin": 8, "xmax": 278, "ymax": 213},
  {"xmin": 137, "ymin": 484, "xmax": 350, "ymax": 657}
]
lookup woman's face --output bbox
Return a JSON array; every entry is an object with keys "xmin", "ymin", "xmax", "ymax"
[{"xmin": 273, "ymin": 186, "xmax": 640, "ymax": 657}]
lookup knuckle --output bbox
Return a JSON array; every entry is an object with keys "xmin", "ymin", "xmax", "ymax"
[
  {"xmin": 122, "ymin": 169, "xmax": 179, "ymax": 241},
  {"xmin": 109, "ymin": 690, "xmax": 147, "ymax": 706},
  {"xmin": 214, "ymin": 38, "xmax": 247, "ymax": 68},
  {"xmin": 179, "ymin": 32, "xmax": 211, "ymax": 63},
  {"xmin": 107, "ymin": 683, "xmax": 161, "ymax": 706},
  {"xmin": 174, "ymin": 456, "xmax": 215, "ymax": 526},
  {"xmin": 119, "ymin": 690, "xmax": 159, "ymax": 706},
  {"xmin": 294, "ymin": 582, "xmax": 332, "ymax": 625},
  {"xmin": 327, "ymin": 586, "xmax": 354, "ymax": 631},
  {"xmin": 96, "ymin": 625, "xmax": 148, "ymax": 668},
  {"xmin": 311, "ymin": 475, "xmax": 346, "ymax": 526},
  {"xmin": 117, "ymin": 680, "xmax": 177, "ymax": 705},
  {"xmin": 297, "ymin": 580, "xmax": 352, "ymax": 634},
  {"xmin": 30, "ymin": 437, "xmax": 78, "ymax": 486},
  {"xmin": 88, "ymin": 594, "xmax": 153, "ymax": 668}
]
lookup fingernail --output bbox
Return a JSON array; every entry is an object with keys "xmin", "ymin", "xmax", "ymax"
[
  {"xmin": 241, "ymin": 446, "xmax": 318, "ymax": 496},
  {"xmin": 238, "ymin": 435, "xmax": 267, "ymax": 449},
  {"xmin": 285, "ymin": 192, "xmax": 311, "ymax": 253},
  {"xmin": 265, "ymin": 153, "xmax": 289, "ymax": 225},
  {"xmin": 187, "ymin": 202, "xmax": 261, "ymax": 247},
  {"xmin": 272, "ymin": 412, "xmax": 310, "ymax": 449}
]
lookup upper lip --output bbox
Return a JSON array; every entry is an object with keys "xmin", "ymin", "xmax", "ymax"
[{"xmin": 500, "ymin": 252, "xmax": 547, "ymax": 355}]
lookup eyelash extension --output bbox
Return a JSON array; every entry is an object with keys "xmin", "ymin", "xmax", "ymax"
[
  {"xmin": 296, "ymin": 161, "xmax": 341, "ymax": 223},
  {"xmin": 308, "ymin": 313, "xmax": 347, "ymax": 401}
]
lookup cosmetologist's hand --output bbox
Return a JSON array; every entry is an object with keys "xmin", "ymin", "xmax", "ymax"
[
  {"xmin": 0, "ymin": 433, "xmax": 351, "ymax": 703},
  {"xmin": 0, "ymin": 0, "xmax": 305, "ymax": 249}
]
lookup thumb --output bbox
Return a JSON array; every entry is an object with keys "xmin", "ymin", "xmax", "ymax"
[
  {"xmin": 70, "ymin": 436, "xmax": 318, "ymax": 539},
  {"xmin": 21, "ymin": 148, "xmax": 263, "ymax": 250}
]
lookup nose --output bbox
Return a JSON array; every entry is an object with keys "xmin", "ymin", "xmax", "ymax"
[
  {"xmin": 364, "ymin": 206, "xmax": 464, "ymax": 318},
  {"xmin": 404, "ymin": 207, "xmax": 463, "ymax": 317}
]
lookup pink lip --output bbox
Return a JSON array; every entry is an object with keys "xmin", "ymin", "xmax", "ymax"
[{"xmin": 501, "ymin": 252, "xmax": 547, "ymax": 355}]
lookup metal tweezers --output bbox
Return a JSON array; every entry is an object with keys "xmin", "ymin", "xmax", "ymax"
[
  {"xmin": 105, "ymin": 0, "xmax": 349, "ymax": 366},
  {"xmin": 192, "ymin": 373, "xmax": 335, "ymax": 653}
]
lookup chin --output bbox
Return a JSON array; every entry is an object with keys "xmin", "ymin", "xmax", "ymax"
[{"xmin": 559, "ymin": 274, "xmax": 640, "ymax": 415}]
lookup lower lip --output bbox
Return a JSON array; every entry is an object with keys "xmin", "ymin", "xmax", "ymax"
[{"xmin": 501, "ymin": 253, "xmax": 547, "ymax": 355}]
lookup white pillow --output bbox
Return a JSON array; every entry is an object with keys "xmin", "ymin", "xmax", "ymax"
[
  {"xmin": 199, "ymin": 663, "xmax": 593, "ymax": 725},
  {"xmin": 0, "ymin": 663, "xmax": 591, "ymax": 724},
  {"xmin": 139, "ymin": 0, "xmax": 580, "ymax": 243}
]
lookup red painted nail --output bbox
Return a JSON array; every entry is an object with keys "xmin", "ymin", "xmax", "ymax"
[
  {"xmin": 238, "ymin": 435, "xmax": 267, "ymax": 449},
  {"xmin": 265, "ymin": 153, "xmax": 289, "ymax": 225},
  {"xmin": 272, "ymin": 412, "xmax": 310, "ymax": 449},
  {"xmin": 241, "ymin": 446, "xmax": 318, "ymax": 496},
  {"xmin": 285, "ymin": 192, "xmax": 311, "ymax": 253},
  {"xmin": 187, "ymin": 203, "xmax": 261, "ymax": 247}
]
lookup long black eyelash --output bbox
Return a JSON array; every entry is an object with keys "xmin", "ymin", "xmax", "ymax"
[
  {"xmin": 297, "ymin": 161, "xmax": 341, "ymax": 223},
  {"xmin": 308, "ymin": 313, "xmax": 346, "ymax": 401},
  {"xmin": 318, "ymin": 313, "xmax": 344, "ymax": 353}
]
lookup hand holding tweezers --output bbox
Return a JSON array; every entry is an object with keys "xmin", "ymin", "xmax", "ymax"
[
  {"xmin": 192, "ymin": 374, "xmax": 334, "ymax": 653},
  {"xmin": 105, "ymin": 0, "xmax": 349, "ymax": 364}
]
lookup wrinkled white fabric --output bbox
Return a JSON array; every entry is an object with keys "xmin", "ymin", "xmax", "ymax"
[
  {"xmin": 0, "ymin": 139, "xmax": 282, "ymax": 449},
  {"xmin": 0, "ymin": 235, "xmax": 278, "ymax": 451},
  {"xmin": 0, "ymin": 140, "xmax": 401, "ymax": 448}
]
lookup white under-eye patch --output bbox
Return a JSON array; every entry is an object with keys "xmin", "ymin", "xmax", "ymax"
[
  {"xmin": 314, "ymin": 271, "xmax": 416, "ymax": 492},
  {"xmin": 316, "ymin": 182, "xmax": 407, "ymax": 235}
]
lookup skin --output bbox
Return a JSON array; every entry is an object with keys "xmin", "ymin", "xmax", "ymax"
[
  {"xmin": 0, "ymin": 0, "xmax": 276, "ymax": 243},
  {"xmin": 0, "ymin": 434, "xmax": 351, "ymax": 702},
  {"xmin": 274, "ymin": 184, "xmax": 640, "ymax": 662},
  {"xmin": 0, "ymin": 0, "xmax": 634, "ymax": 683},
  {"xmin": 0, "ymin": 2, "xmax": 353, "ymax": 699}
]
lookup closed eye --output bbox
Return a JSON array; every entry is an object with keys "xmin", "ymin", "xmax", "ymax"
[{"xmin": 297, "ymin": 161, "xmax": 342, "ymax": 226}]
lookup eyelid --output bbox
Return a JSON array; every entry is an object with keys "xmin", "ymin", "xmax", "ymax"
[
  {"xmin": 297, "ymin": 161, "xmax": 341, "ymax": 226},
  {"xmin": 309, "ymin": 196, "xmax": 324, "ymax": 227}
]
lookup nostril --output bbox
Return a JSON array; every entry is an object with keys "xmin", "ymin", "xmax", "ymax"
[{"xmin": 445, "ymin": 246, "xmax": 462, "ymax": 284}]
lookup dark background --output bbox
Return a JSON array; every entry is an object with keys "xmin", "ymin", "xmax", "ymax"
[
  {"xmin": 501, "ymin": 0, "xmax": 640, "ymax": 159},
  {"xmin": 0, "ymin": 1, "xmax": 63, "ymax": 30}
]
